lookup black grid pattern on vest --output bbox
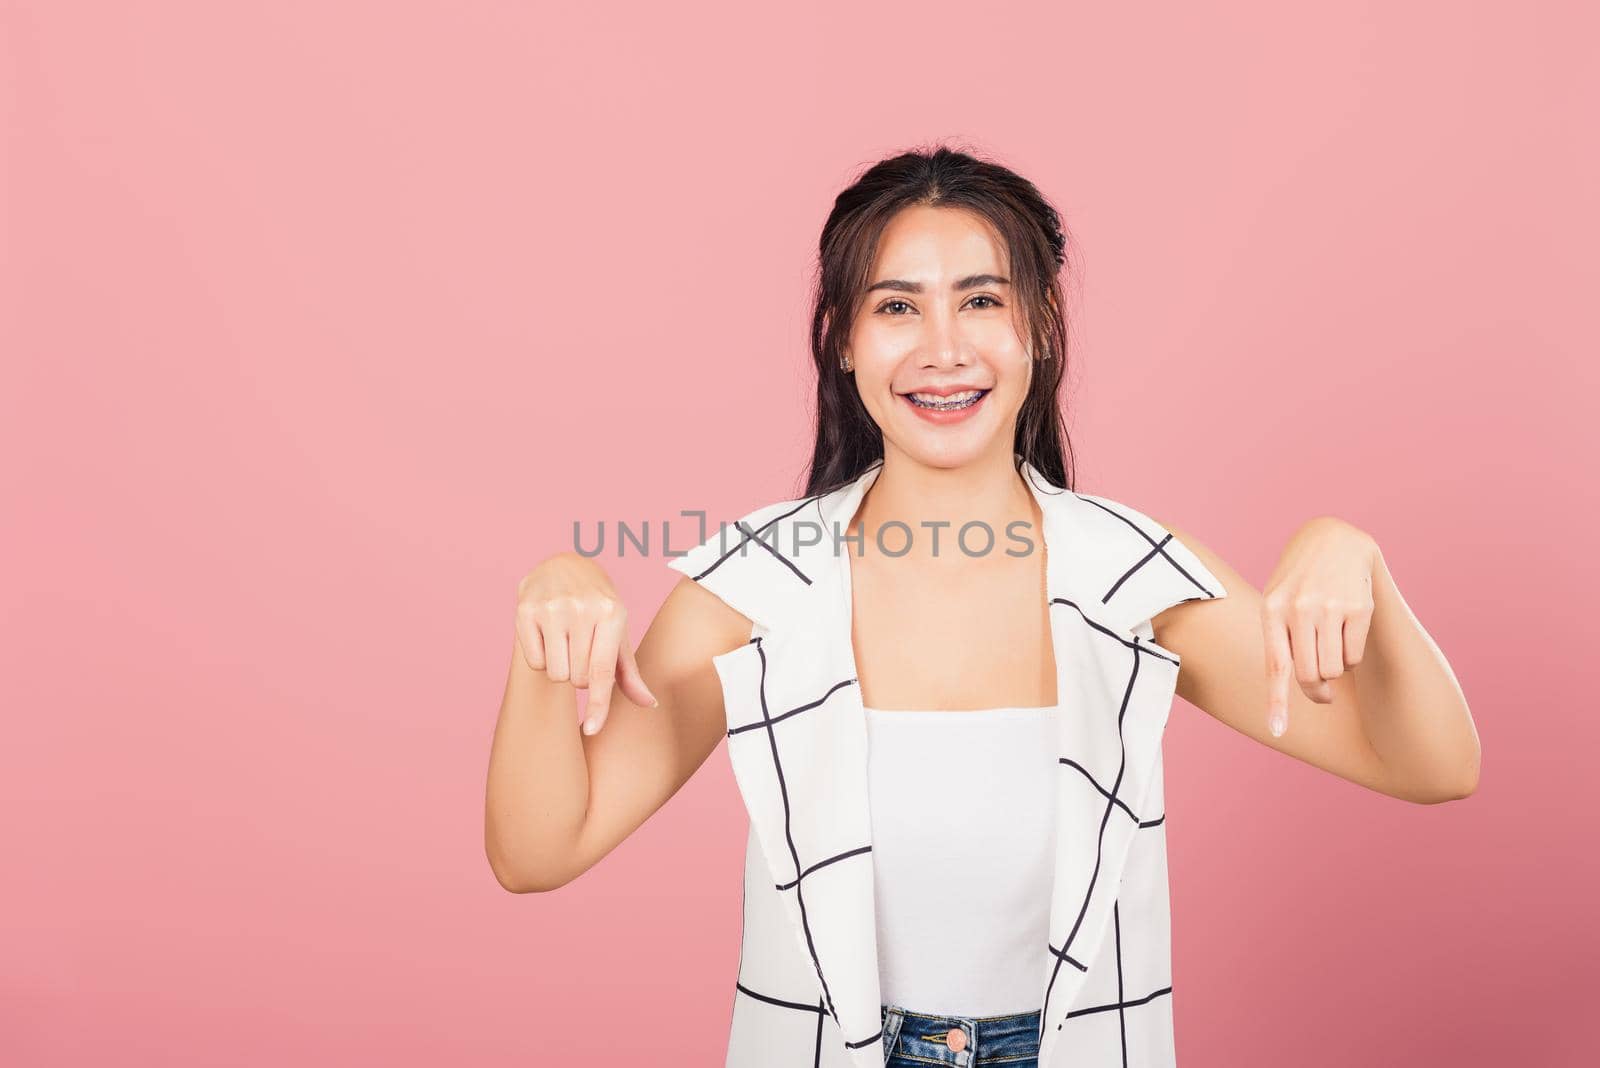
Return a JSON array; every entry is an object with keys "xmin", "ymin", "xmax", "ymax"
[
  {"xmin": 1033, "ymin": 492, "xmax": 1221, "ymax": 1056},
  {"xmin": 1039, "ymin": 601, "xmax": 1176, "ymax": 1050},
  {"xmin": 726, "ymin": 634, "xmax": 881, "ymax": 1054},
  {"xmin": 688, "ymin": 489, "xmax": 1221, "ymax": 1066}
]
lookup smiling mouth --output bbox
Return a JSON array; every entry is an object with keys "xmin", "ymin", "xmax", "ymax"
[{"xmin": 901, "ymin": 389, "xmax": 990, "ymax": 411}]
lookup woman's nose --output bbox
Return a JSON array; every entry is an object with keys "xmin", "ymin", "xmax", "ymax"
[{"xmin": 919, "ymin": 321, "xmax": 970, "ymax": 367}]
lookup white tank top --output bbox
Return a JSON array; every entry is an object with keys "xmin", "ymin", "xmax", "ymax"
[{"xmin": 862, "ymin": 703, "xmax": 1060, "ymax": 1017}]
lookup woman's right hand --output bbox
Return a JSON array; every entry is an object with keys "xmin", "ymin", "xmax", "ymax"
[{"xmin": 515, "ymin": 552, "xmax": 659, "ymax": 736}]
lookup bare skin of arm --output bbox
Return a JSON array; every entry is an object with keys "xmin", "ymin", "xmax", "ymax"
[
  {"xmin": 484, "ymin": 570, "xmax": 753, "ymax": 893},
  {"xmin": 1152, "ymin": 522, "xmax": 1480, "ymax": 805}
]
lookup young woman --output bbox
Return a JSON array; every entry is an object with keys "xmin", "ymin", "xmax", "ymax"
[{"xmin": 484, "ymin": 146, "xmax": 1481, "ymax": 1068}]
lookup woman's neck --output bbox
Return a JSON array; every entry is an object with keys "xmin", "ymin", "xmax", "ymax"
[{"xmin": 851, "ymin": 448, "xmax": 1040, "ymax": 565}]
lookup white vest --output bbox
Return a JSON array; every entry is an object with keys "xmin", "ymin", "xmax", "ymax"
[{"xmin": 666, "ymin": 456, "xmax": 1227, "ymax": 1067}]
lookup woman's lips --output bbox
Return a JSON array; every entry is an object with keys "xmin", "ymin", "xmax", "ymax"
[{"xmin": 898, "ymin": 389, "xmax": 990, "ymax": 425}]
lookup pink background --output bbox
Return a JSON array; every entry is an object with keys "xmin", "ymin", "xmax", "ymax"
[{"xmin": 5, "ymin": 2, "xmax": 1596, "ymax": 1065}]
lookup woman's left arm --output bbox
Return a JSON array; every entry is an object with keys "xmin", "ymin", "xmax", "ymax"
[{"xmin": 1151, "ymin": 516, "xmax": 1481, "ymax": 805}]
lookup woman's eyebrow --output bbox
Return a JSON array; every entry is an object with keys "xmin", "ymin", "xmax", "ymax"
[{"xmin": 864, "ymin": 273, "xmax": 1012, "ymax": 294}]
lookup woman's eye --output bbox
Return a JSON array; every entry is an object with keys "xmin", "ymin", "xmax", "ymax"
[{"xmin": 877, "ymin": 295, "xmax": 1002, "ymax": 315}]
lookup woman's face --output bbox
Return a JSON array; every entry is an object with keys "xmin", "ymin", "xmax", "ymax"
[{"xmin": 844, "ymin": 204, "xmax": 1034, "ymax": 470}]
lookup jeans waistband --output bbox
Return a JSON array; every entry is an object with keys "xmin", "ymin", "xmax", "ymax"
[{"xmin": 880, "ymin": 1003, "xmax": 1041, "ymax": 1066}]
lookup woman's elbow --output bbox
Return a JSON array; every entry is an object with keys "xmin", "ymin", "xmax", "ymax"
[
  {"xmin": 485, "ymin": 830, "xmax": 581, "ymax": 893},
  {"xmin": 487, "ymin": 851, "xmax": 577, "ymax": 894}
]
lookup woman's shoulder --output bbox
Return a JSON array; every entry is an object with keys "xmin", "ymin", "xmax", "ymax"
[
  {"xmin": 663, "ymin": 482, "xmax": 825, "ymax": 631},
  {"xmin": 1064, "ymin": 487, "xmax": 1177, "ymax": 542},
  {"xmin": 665, "ymin": 484, "xmax": 819, "ymax": 570},
  {"xmin": 1051, "ymin": 486, "xmax": 1230, "ymax": 632}
]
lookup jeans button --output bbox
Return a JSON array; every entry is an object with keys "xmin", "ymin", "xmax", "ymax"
[{"xmin": 946, "ymin": 1027, "xmax": 967, "ymax": 1052}]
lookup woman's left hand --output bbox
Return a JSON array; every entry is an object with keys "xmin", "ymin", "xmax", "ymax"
[{"xmin": 1261, "ymin": 517, "xmax": 1380, "ymax": 738}]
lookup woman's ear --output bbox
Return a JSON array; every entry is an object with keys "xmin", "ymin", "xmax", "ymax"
[{"xmin": 833, "ymin": 313, "xmax": 852, "ymax": 371}]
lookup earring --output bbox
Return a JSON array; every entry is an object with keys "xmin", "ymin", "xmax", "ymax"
[{"xmin": 840, "ymin": 354, "xmax": 853, "ymax": 372}]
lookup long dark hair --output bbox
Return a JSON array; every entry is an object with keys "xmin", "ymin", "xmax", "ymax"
[{"xmin": 801, "ymin": 142, "xmax": 1076, "ymax": 498}]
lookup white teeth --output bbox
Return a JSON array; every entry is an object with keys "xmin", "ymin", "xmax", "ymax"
[{"xmin": 907, "ymin": 389, "xmax": 985, "ymax": 410}]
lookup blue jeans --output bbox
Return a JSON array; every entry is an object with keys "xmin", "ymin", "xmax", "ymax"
[{"xmin": 880, "ymin": 1003, "xmax": 1041, "ymax": 1067}]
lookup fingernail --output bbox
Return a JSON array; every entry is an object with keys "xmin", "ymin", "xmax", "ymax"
[
  {"xmin": 649, "ymin": 696, "xmax": 660, "ymax": 708},
  {"xmin": 583, "ymin": 717, "xmax": 599, "ymax": 735},
  {"xmin": 1269, "ymin": 712, "xmax": 1286, "ymax": 737}
]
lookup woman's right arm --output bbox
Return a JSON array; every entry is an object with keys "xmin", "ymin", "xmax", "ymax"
[{"xmin": 483, "ymin": 551, "xmax": 754, "ymax": 893}]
